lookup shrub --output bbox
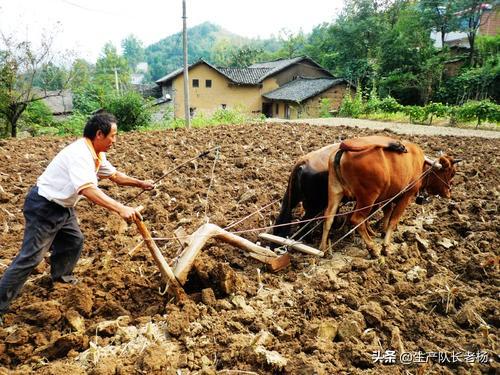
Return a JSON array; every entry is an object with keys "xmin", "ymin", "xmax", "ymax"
[
  {"xmin": 154, "ymin": 106, "xmax": 264, "ymax": 129},
  {"xmin": 19, "ymin": 100, "xmax": 54, "ymax": 135},
  {"xmin": 72, "ymin": 85, "xmax": 103, "ymax": 115},
  {"xmin": 404, "ymin": 106, "xmax": 427, "ymax": 124},
  {"xmin": 56, "ymin": 112, "xmax": 87, "ymax": 136},
  {"xmin": 319, "ymin": 98, "xmax": 333, "ymax": 118},
  {"xmin": 103, "ymin": 91, "xmax": 153, "ymax": 131},
  {"xmin": 378, "ymin": 96, "xmax": 402, "ymax": 114},
  {"xmin": 456, "ymin": 100, "xmax": 500, "ymax": 128},
  {"xmin": 424, "ymin": 102, "xmax": 449, "ymax": 125},
  {"xmin": 211, "ymin": 108, "xmax": 248, "ymax": 124},
  {"xmin": 339, "ymin": 89, "xmax": 363, "ymax": 118}
]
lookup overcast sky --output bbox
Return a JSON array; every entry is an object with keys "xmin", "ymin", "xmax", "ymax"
[{"xmin": 0, "ymin": 0, "xmax": 344, "ymax": 62}]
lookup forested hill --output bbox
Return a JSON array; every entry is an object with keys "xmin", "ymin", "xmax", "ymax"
[{"xmin": 144, "ymin": 22, "xmax": 281, "ymax": 80}]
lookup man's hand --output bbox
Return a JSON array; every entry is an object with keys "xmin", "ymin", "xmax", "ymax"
[
  {"xmin": 118, "ymin": 205, "xmax": 143, "ymax": 222},
  {"xmin": 139, "ymin": 180, "xmax": 155, "ymax": 191}
]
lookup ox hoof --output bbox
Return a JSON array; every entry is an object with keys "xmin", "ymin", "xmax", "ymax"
[
  {"xmin": 382, "ymin": 244, "xmax": 392, "ymax": 256},
  {"xmin": 368, "ymin": 244, "xmax": 382, "ymax": 258},
  {"xmin": 319, "ymin": 241, "xmax": 329, "ymax": 253}
]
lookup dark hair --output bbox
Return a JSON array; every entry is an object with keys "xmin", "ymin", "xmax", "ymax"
[{"xmin": 83, "ymin": 111, "xmax": 117, "ymax": 139}]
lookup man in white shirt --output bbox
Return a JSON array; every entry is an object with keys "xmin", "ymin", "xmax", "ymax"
[{"xmin": 0, "ymin": 111, "xmax": 154, "ymax": 321}]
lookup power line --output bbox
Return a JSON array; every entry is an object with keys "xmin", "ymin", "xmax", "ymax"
[{"xmin": 57, "ymin": 0, "xmax": 120, "ymax": 15}]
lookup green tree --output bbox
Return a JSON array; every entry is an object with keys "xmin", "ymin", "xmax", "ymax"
[
  {"xmin": 377, "ymin": 3, "xmax": 438, "ymax": 104},
  {"xmin": 103, "ymin": 91, "xmax": 152, "ymax": 131},
  {"xmin": 95, "ymin": 42, "xmax": 131, "ymax": 92},
  {"xmin": 210, "ymin": 39, "xmax": 235, "ymax": 66},
  {"xmin": 121, "ymin": 34, "xmax": 145, "ymax": 69},
  {"xmin": 277, "ymin": 29, "xmax": 306, "ymax": 58},
  {"xmin": 33, "ymin": 62, "xmax": 68, "ymax": 90},
  {"xmin": 307, "ymin": 0, "xmax": 384, "ymax": 86},
  {"xmin": 69, "ymin": 58, "xmax": 93, "ymax": 90},
  {"xmin": 228, "ymin": 46, "xmax": 264, "ymax": 67},
  {"xmin": 0, "ymin": 32, "xmax": 71, "ymax": 137},
  {"xmin": 420, "ymin": 0, "xmax": 460, "ymax": 49},
  {"xmin": 456, "ymin": 0, "xmax": 493, "ymax": 66}
]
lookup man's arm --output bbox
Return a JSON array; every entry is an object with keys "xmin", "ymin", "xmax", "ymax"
[
  {"xmin": 109, "ymin": 171, "xmax": 154, "ymax": 190},
  {"xmin": 80, "ymin": 185, "xmax": 141, "ymax": 222}
]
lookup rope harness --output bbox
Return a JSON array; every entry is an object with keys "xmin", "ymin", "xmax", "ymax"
[{"xmin": 131, "ymin": 147, "xmax": 442, "ymax": 255}]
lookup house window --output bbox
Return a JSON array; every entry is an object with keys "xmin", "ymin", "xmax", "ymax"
[
  {"xmin": 221, "ymin": 104, "xmax": 227, "ymax": 109},
  {"xmin": 206, "ymin": 79, "xmax": 212, "ymax": 88},
  {"xmin": 275, "ymin": 103, "xmax": 279, "ymax": 115},
  {"xmin": 284, "ymin": 104, "xmax": 290, "ymax": 119},
  {"xmin": 192, "ymin": 79, "xmax": 199, "ymax": 88}
]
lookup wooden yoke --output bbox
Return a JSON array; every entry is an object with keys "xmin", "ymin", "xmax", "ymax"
[{"xmin": 133, "ymin": 206, "xmax": 187, "ymax": 301}]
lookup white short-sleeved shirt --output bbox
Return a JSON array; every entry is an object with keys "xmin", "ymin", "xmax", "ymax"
[{"xmin": 37, "ymin": 138, "xmax": 117, "ymax": 207}]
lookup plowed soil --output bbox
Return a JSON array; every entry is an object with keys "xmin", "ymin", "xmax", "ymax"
[{"xmin": 0, "ymin": 123, "xmax": 498, "ymax": 374}]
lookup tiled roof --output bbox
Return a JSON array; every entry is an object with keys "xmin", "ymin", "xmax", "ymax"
[
  {"xmin": 155, "ymin": 56, "xmax": 333, "ymax": 86},
  {"xmin": 34, "ymin": 89, "xmax": 73, "ymax": 114},
  {"xmin": 249, "ymin": 56, "xmax": 304, "ymax": 69},
  {"xmin": 250, "ymin": 56, "xmax": 333, "ymax": 81},
  {"xmin": 262, "ymin": 77, "xmax": 347, "ymax": 102},
  {"xmin": 217, "ymin": 67, "xmax": 272, "ymax": 84},
  {"xmin": 156, "ymin": 60, "xmax": 272, "ymax": 85},
  {"xmin": 155, "ymin": 64, "xmax": 195, "ymax": 84}
]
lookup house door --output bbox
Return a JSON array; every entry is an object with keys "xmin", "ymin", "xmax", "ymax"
[
  {"xmin": 284, "ymin": 103, "xmax": 290, "ymax": 119},
  {"xmin": 262, "ymin": 102, "xmax": 273, "ymax": 118}
]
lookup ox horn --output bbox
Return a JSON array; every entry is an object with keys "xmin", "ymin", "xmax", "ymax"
[
  {"xmin": 424, "ymin": 156, "xmax": 442, "ymax": 170},
  {"xmin": 452, "ymin": 158, "xmax": 463, "ymax": 164}
]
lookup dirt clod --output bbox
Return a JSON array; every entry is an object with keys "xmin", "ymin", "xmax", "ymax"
[{"xmin": 0, "ymin": 123, "xmax": 498, "ymax": 373}]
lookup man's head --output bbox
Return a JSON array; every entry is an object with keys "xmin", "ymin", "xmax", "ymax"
[
  {"xmin": 83, "ymin": 111, "xmax": 117, "ymax": 139},
  {"xmin": 83, "ymin": 111, "xmax": 118, "ymax": 153}
]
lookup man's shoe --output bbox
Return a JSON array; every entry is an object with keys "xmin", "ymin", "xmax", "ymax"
[{"xmin": 53, "ymin": 275, "xmax": 79, "ymax": 285}]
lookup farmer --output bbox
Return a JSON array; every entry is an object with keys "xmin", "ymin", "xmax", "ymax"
[{"xmin": 0, "ymin": 111, "xmax": 154, "ymax": 324}]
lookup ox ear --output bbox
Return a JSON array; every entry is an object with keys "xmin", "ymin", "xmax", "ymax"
[{"xmin": 438, "ymin": 156, "xmax": 453, "ymax": 169}]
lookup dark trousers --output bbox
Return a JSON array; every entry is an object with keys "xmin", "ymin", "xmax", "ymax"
[{"xmin": 0, "ymin": 186, "xmax": 84, "ymax": 313}]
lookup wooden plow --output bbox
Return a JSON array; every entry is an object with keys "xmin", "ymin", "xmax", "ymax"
[
  {"xmin": 133, "ymin": 210, "xmax": 292, "ymax": 301},
  {"xmin": 258, "ymin": 233, "xmax": 325, "ymax": 257}
]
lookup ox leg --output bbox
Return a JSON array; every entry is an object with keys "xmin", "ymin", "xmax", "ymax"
[
  {"xmin": 320, "ymin": 190, "xmax": 343, "ymax": 253},
  {"xmin": 382, "ymin": 196, "xmax": 412, "ymax": 254},
  {"xmin": 381, "ymin": 203, "xmax": 395, "ymax": 234},
  {"xmin": 350, "ymin": 200, "xmax": 381, "ymax": 258},
  {"xmin": 366, "ymin": 222, "xmax": 377, "ymax": 237}
]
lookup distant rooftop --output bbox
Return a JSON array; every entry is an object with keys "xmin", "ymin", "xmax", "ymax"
[
  {"xmin": 155, "ymin": 56, "xmax": 333, "ymax": 85},
  {"xmin": 262, "ymin": 77, "xmax": 348, "ymax": 102}
]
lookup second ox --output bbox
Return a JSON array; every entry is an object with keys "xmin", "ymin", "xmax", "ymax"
[
  {"xmin": 273, "ymin": 143, "xmax": 339, "ymax": 241},
  {"xmin": 320, "ymin": 136, "xmax": 459, "ymax": 257}
]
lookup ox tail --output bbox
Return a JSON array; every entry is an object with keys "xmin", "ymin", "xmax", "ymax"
[
  {"xmin": 333, "ymin": 149, "xmax": 346, "ymax": 188},
  {"xmin": 273, "ymin": 163, "xmax": 304, "ymax": 239}
]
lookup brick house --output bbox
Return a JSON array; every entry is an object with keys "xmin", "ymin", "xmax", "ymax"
[{"xmin": 155, "ymin": 56, "xmax": 353, "ymax": 119}]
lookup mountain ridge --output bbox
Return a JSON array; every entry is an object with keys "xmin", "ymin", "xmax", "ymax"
[{"xmin": 144, "ymin": 21, "xmax": 282, "ymax": 80}]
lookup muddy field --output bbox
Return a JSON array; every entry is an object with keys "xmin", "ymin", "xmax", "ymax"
[{"xmin": 0, "ymin": 122, "xmax": 498, "ymax": 374}]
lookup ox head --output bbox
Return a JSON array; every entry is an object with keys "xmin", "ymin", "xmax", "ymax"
[{"xmin": 425, "ymin": 155, "xmax": 461, "ymax": 198}]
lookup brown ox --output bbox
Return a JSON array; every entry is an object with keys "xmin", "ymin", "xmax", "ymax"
[
  {"xmin": 320, "ymin": 136, "xmax": 459, "ymax": 257},
  {"xmin": 273, "ymin": 143, "xmax": 339, "ymax": 241}
]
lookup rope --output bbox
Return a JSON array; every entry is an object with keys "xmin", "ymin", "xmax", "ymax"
[
  {"xmin": 430, "ymin": 169, "xmax": 452, "ymax": 189},
  {"xmin": 125, "ymin": 146, "xmax": 219, "ymax": 204},
  {"xmin": 135, "ymin": 164, "xmax": 436, "ymax": 250},
  {"xmin": 204, "ymin": 146, "xmax": 221, "ymax": 222},
  {"xmin": 329, "ymin": 166, "xmax": 434, "ymax": 248},
  {"xmin": 223, "ymin": 199, "xmax": 281, "ymax": 230}
]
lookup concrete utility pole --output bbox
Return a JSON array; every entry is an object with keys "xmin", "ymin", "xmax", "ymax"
[
  {"xmin": 182, "ymin": 0, "xmax": 191, "ymax": 128},
  {"xmin": 114, "ymin": 67, "xmax": 120, "ymax": 94}
]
